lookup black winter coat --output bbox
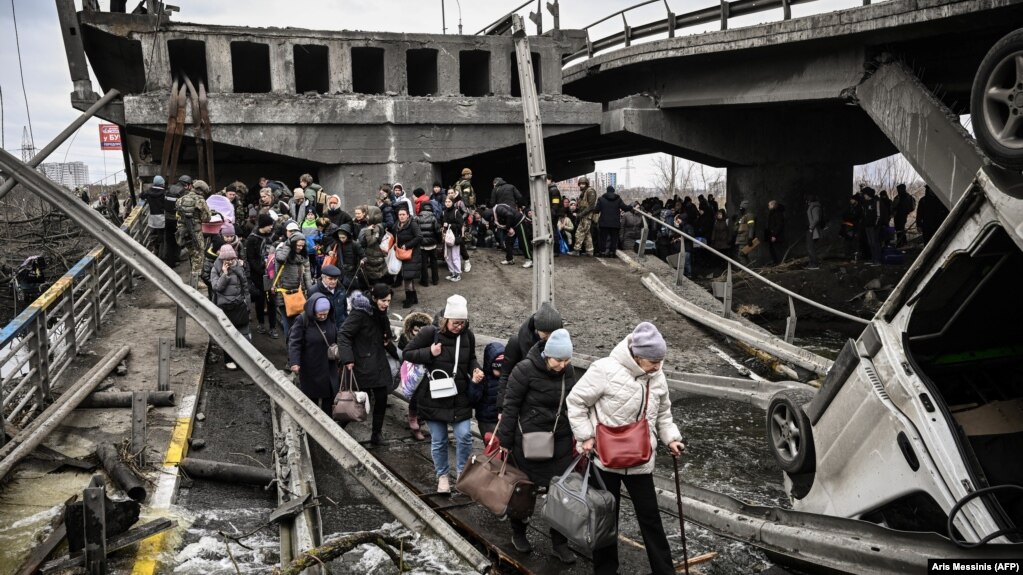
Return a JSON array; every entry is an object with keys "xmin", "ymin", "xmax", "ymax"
[
  {"xmin": 338, "ymin": 293, "xmax": 396, "ymax": 389},
  {"xmin": 596, "ymin": 190, "xmax": 630, "ymax": 229},
  {"xmin": 766, "ymin": 205, "xmax": 786, "ymax": 241},
  {"xmin": 471, "ymin": 342, "xmax": 504, "ymax": 424},
  {"xmin": 144, "ymin": 185, "xmax": 166, "ymax": 215},
  {"xmin": 287, "ymin": 293, "xmax": 340, "ymax": 400},
  {"xmin": 498, "ymin": 315, "xmax": 541, "ymax": 407},
  {"xmin": 496, "ymin": 341, "xmax": 576, "ymax": 487},
  {"xmin": 329, "ymin": 233, "xmax": 364, "ymax": 282},
  {"xmin": 404, "ymin": 325, "xmax": 482, "ymax": 423},
  {"xmin": 392, "ymin": 219, "xmax": 423, "ymax": 279},
  {"xmin": 442, "ymin": 206, "xmax": 464, "ymax": 245},
  {"xmin": 492, "ymin": 178, "xmax": 525, "ymax": 210},
  {"xmin": 417, "ymin": 210, "xmax": 441, "ymax": 250}
]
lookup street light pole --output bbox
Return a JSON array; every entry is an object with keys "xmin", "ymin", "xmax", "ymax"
[{"xmin": 441, "ymin": 0, "xmax": 447, "ymax": 34}]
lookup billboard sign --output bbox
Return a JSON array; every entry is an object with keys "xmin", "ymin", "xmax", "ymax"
[{"xmin": 99, "ymin": 123, "xmax": 122, "ymax": 151}]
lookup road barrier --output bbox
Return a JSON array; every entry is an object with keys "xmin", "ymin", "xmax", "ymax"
[{"xmin": 0, "ymin": 202, "xmax": 150, "ymax": 443}]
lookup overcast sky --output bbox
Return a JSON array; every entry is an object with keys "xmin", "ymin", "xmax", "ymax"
[{"xmin": 0, "ymin": 0, "xmax": 863, "ymax": 189}]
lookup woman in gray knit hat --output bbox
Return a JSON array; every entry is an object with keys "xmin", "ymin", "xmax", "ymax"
[{"xmin": 566, "ymin": 321, "xmax": 685, "ymax": 575}]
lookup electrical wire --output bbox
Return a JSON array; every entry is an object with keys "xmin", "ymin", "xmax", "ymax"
[
  {"xmin": 947, "ymin": 484, "xmax": 1023, "ymax": 548},
  {"xmin": 142, "ymin": 6, "xmax": 164, "ymax": 93},
  {"xmin": 10, "ymin": 0, "xmax": 34, "ymax": 149}
]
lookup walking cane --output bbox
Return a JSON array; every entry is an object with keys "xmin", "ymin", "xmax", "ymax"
[{"xmin": 672, "ymin": 453, "xmax": 691, "ymax": 575}]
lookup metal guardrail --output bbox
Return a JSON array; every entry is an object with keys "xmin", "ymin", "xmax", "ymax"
[
  {"xmin": 0, "ymin": 201, "xmax": 149, "ymax": 442},
  {"xmin": 563, "ymin": 0, "xmax": 864, "ymax": 64},
  {"xmin": 633, "ymin": 207, "xmax": 870, "ymax": 330}
]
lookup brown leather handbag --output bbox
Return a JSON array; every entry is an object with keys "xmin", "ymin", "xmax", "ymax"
[
  {"xmin": 595, "ymin": 381, "xmax": 652, "ymax": 469},
  {"xmin": 332, "ymin": 370, "xmax": 368, "ymax": 423},
  {"xmin": 456, "ymin": 439, "xmax": 537, "ymax": 519}
]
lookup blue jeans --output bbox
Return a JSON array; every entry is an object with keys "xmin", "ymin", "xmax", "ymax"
[{"xmin": 427, "ymin": 419, "xmax": 473, "ymax": 479}]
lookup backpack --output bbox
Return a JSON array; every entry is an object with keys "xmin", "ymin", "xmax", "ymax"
[{"xmin": 263, "ymin": 239, "xmax": 278, "ymax": 279}]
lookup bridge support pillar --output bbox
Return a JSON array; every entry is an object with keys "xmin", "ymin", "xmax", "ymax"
[
  {"xmin": 319, "ymin": 162, "xmax": 440, "ymax": 211},
  {"xmin": 726, "ymin": 162, "xmax": 851, "ymax": 261}
]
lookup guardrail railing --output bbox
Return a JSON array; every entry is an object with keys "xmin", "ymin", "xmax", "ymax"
[
  {"xmin": 0, "ymin": 201, "xmax": 150, "ymax": 443},
  {"xmin": 632, "ymin": 207, "xmax": 869, "ymax": 345}
]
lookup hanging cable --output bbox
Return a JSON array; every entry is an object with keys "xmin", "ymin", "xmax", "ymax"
[
  {"xmin": 10, "ymin": 0, "xmax": 35, "ymax": 148},
  {"xmin": 947, "ymin": 484, "xmax": 1023, "ymax": 548},
  {"xmin": 142, "ymin": 6, "xmax": 164, "ymax": 92}
]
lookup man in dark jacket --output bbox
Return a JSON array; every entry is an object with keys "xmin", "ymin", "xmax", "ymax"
[
  {"xmin": 492, "ymin": 177, "xmax": 524, "ymax": 212},
  {"xmin": 417, "ymin": 202, "xmax": 442, "ymax": 286},
  {"xmin": 916, "ymin": 185, "xmax": 949, "ymax": 243},
  {"xmin": 162, "ymin": 176, "xmax": 183, "ymax": 267},
  {"xmin": 308, "ymin": 264, "xmax": 348, "ymax": 331},
  {"xmin": 493, "ymin": 200, "xmax": 532, "ymax": 268},
  {"xmin": 143, "ymin": 176, "xmax": 167, "ymax": 259},
  {"xmin": 245, "ymin": 213, "xmax": 279, "ymax": 337},
  {"xmin": 765, "ymin": 200, "xmax": 786, "ymax": 265},
  {"xmin": 499, "ymin": 301, "xmax": 563, "ymax": 406},
  {"xmin": 892, "ymin": 183, "xmax": 915, "ymax": 247},
  {"xmin": 595, "ymin": 186, "xmax": 631, "ymax": 257},
  {"xmin": 860, "ymin": 187, "xmax": 882, "ymax": 264}
]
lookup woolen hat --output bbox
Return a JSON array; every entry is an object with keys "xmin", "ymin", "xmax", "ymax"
[
  {"xmin": 533, "ymin": 302, "xmax": 563, "ymax": 333},
  {"xmin": 153, "ymin": 175, "xmax": 165, "ymax": 186},
  {"xmin": 218, "ymin": 244, "xmax": 237, "ymax": 260},
  {"xmin": 444, "ymin": 294, "xmax": 469, "ymax": 320},
  {"xmin": 320, "ymin": 264, "xmax": 341, "ymax": 278},
  {"xmin": 543, "ymin": 329, "xmax": 573, "ymax": 359},
  {"xmin": 286, "ymin": 221, "xmax": 300, "ymax": 231},
  {"xmin": 220, "ymin": 223, "xmax": 235, "ymax": 236},
  {"xmin": 630, "ymin": 322, "xmax": 667, "ymax": 360},
  {"xmin": 314, "ymin": 298, "xmax": 331, "ymax": 313},
  {"xmin": 257, "ymin": 213, "xmax": 274, "ymax": 228}
]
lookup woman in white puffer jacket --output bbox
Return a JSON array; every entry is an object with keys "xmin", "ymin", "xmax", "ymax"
[{"xmin": 566, "ymin": 322, "xmax": 685, "ymax": 575}]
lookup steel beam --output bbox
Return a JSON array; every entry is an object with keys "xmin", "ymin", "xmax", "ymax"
[
  {"xmin": 512, "ymin": 15, "xmax": 554, "ymax": 311},
  {"xmin": 856, "ymin": 59, "xmax": 987, "ymax": 209},
  {"xmin": 0, "ymin": 147, "xmax": 491, "ymax": 573}
]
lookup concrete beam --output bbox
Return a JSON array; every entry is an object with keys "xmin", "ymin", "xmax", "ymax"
[
  {"xmin": 602, "ymin": 95, "xmax": 894, "ymax": 166},
  {"xmin": 855, "ymin": 59, "xmax": 988, "ymax": 208}
]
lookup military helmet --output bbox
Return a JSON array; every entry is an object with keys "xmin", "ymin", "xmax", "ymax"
[
  {"xmin": 578, "ymin": 176, "xmax": 589, "ymax": 185},
  {"xmin": 178, "ymin": 174, "xmax": 193, "ymax": 185}
]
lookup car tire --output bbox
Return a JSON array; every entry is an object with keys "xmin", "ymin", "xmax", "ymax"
[
  {"xmin": 972, "ymin": 28, "xmax": 1023, "ymax": 170},
  {"xmin": 767, "ymin": 389, "xmax": 816, "ymax": 475}
]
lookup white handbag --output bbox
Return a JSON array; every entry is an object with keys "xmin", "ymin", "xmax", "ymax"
[{"xmin": 429, "ymin": 334, "xmax": 460, "ymax": 399}]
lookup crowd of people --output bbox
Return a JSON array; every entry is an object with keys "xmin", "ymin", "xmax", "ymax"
[{"xmin": 135, "ymin": 169, "xmax": 689, "ymax": 571}]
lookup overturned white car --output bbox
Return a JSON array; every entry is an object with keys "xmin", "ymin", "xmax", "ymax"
[{"xmin": 767, "ymin": 165, "xmax": 1023, "ymax": 547}]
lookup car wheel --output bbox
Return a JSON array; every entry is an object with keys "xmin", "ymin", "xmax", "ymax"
[
  {"xmin": 972, "ymin": 28, "xmax": 1023, "ymax": 170},
  {"xmin": 767, "ymin": 389, "xmax": 816, "ymax": 474}
]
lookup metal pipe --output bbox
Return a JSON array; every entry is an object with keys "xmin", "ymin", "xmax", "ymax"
[
  {"xmin": 79, "ymin": 391, "xmax": 175, "ymax": 408},
  {"xmin": 0, "ymin": 345, "xmax": 130, "ymax": 481},
  {"xmin": 475, "ymin": 0, "xmax": 532, "ymax": 34},
  {"xmin": 0, "ymin": 147, "xmax": 491, "ymax": 573},
  {"xmin": 0, "ymin": 89, "xmax": 120, "ymax": 200},
  {"xmin": 178, "ymin": 458, "xmax": 275, "ymax": 486},
  {"xmin": 96, "ymin": 442, "xmax": 147, "ymax": 501},
  {"xmin": 635, "ymin": 208, "xmax": 870, "ymax": 325}
]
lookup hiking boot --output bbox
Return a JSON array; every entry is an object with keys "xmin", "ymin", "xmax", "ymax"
[
  {"xmin": 511, "ymin": 530, "xmax": 532, "ymax": 553},
  {"xmin": 437, "ymin": 475, "xmax": 451, "ymax": 494},
  {"xmin": 551, "ymin": 543, "xmax": 576, "ymax": 564}
]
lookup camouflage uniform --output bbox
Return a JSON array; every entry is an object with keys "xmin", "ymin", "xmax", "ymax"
[
  {"xmin": 176, "ymin": 189, "xmax": 212, "ymax": 285},
  {"xmin": 456, "ymin": 169, "xmax": 475, "ymax": 208},
  {"xmin": 573, "ymin": 178, "xmax": 598, "ymax": 254}
]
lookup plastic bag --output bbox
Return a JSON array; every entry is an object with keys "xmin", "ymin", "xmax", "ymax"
[
  {"xmin": 386, "ymin": 247, "xmax": 402, "ymax": 275},
  {"xmin": 399, "ymin": 361, "xmax": 426, "ymax": 399}
]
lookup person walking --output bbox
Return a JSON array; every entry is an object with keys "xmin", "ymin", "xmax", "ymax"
[
  {"xmin": 402, "ymin": 295, "xmax": 485, "ymax": 493},
  {"xmin": 210, "ymin": 244, "xmax": 250, "ymax": 370},
  {"xmin": 441, "ymin": 196, "xmax": 464, "ymax": 282},
  {"xmin": 892, "ymin": 183, "xmax": 915, "ymax": 247},
  {"xmin": 417, "ymin": 201, "xmax": 442, "ymax": 286},
  {"xmin": 497, "ymin": 329, "xmax": 578, "ymax": 564},
  {"xmin": 143, "ymin": 176, "xmax": 166, "ymax": 260},
  {"xmin": 245, "ymin": 213, "xmax": 279, "ymax": 338},
  {"xmin": 338, "ymin": 284, "xmax": 397, "ymax": 444},
  {"xmin": 572, "ymin": 176, "xmax": 598, "ymax": 256},
  {"xmin": 806, "ymin": 194, "xmax": 824, "ymax": 270},
  {"xmin": 765, "ymin": 200, "xmax": 786, "ymax": 265},
  {"xmin": 597, "ymin": 187, "xmax": 630, "ymax": 257},
  {"xmin": 273, "ymin": 232, "xmax": 314, "ymax": 343},
  {"xmin": 288, "ymin": 293, "xmax": 339, "ymax": 413},
  {"xmin": 566, "ymin": 322, "xmax": 686, "ymax": 575},
  {"xmin": 308, "ymin": 264, "xmax": 348, "ymax": 332},
  {"xmin": 175, "ymin": 175, "xmax": 212, "ymax": 287},
  {"xmin": 392, "ymin": 205, "xmax": 423, "ymax": 308}
]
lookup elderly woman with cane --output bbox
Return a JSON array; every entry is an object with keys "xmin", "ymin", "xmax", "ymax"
[{"xmin": 566, "ymin": 322, "xmax": 686, "ymax": 575}]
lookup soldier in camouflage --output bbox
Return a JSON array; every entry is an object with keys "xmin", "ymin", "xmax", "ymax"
[
  {"xmin": 174, "ymin": 175, "xmax": 212, "ymax": 287},
  {"xmin": 571, "ymin": 176, "xmax": 598, "ymax": 256},
  {"xmin": 456, "ymin": 167, "xmax": 475, "ymax": 209}
]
